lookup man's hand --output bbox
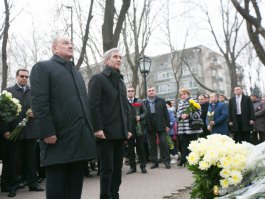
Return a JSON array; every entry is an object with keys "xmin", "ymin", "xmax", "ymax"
[
  {"xmin": 229, "ymin": 122, "xmax": 233, "ymax": 126},
  {"xmin": 165, "ymin": 127, "xmax": 170, "ymax": 132},
  {"xmin": 44, "ymin": 135, "xmax": 57, "ymax": 144},
  {"xmin": 136, "ymin": 116, "xmax": 140, "ymax": 121},
  {"xmin": 28, "ymin": 111, "xmax": 34, "ymax": 118},
  {"xmin": 210, "ymin": 121, "xmax": 215, "ymax": 126},
  {"xmin": 128, "ymin": 132, "xmax": 132, "ymax": 139},
  {"xmin": 249, "ymin": 120, "xmax": 255, "ymax": 125},
  {"xmin": 3, "ymin": 132, "xmax": 10, "ymax": 139},
  {"xmin": 94, "ymin": 130, "xmax": 106, "ymax": 139}
]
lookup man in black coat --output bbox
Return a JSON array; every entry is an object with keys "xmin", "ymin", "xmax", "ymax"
[
  {"xmin": 228, "ymin": 86, "xmax": 255, "ymax": 143},
  {"xmin": 198, "ymin": 94, "xmax": 210, "ymax": 138},
  {"xmin": 1, "ymin": 68, "xmax": 44, "ymax": 197},
  {"xmin": 144, "ymin": 87, "xmax": 171, "ymax": 169},
  {"xmin": 88, "ymin": 48, "xmax": 132, "ymax": 199},
  {"xmin": 126, "ymin": 86, "xmax": 147, "ymax": 174},
  {"xmin": 30, "ymin": 36, "xmax": 97, "ymax": 199}
]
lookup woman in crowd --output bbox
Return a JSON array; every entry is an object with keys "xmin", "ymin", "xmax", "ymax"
[
  {"xmin": 166, "ymin": 101, "xmax": 178, "ymax": 164},
  {"xmin": 176, "ymin": 88, "xmax": 202, "ymax": 166}
]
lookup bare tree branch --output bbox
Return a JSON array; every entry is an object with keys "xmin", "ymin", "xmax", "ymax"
[{"xmin": 76, "ymin": 0, "xmax": 94, "ymax": 69}]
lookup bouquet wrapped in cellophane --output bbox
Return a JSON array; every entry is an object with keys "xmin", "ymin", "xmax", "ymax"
[
  {"xmin": 0, "ymin": 90, "xmax": 21, "ymax": 124},
  {"xmin": 9, "ymin": 108, "xmax": 32, "ymax": 141},
  {"xmin": 218, "ymin": 141, "xmax": 265, "ymax": 199}
]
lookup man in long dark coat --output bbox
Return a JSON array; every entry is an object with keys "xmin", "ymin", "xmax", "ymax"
[
  {"xmin": 30, "ymin": 36, "xmax": 97, "ymax": 199},
  {"xmin": 1, "ymin": 68, "xmax": 44, "ymax": 197},
  {"xmin": 88, "ymin": 48, "xmax": 132, "ymax": 199},
  {"xmin": 228, "ymin": 86, "xmax": 255, "ymax": 143}
]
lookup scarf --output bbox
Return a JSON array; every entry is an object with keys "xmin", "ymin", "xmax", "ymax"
[{"xmin": 147, "ymin": 97, "xmax": 156, "ymax": 113}]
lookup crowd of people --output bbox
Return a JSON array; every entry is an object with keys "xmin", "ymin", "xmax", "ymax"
[{"xmin": 1, "ymin": 35, "xmax": 265, "ymax": 199}]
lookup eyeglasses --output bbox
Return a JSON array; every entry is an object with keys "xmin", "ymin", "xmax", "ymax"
[
  {"xmin": 127, "ymin": 90, "xmax": 134, "ymax": 92},
  {"xmin": 19, "ymin": 75, "xmax": 29, "ymax": 79}
]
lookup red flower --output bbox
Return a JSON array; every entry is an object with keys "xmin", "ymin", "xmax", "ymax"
[{"xmin": 132, "ymin": 102, "xmax": 141, "ymax": 107}]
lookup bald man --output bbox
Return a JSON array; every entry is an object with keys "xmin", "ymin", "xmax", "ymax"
[{"xmin": 30, "ymin": 36, "xmax": 97, "ymax": 199}]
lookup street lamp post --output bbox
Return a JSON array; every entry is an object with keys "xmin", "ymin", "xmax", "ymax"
[
  {"xmin": 64, "ymin": 5, "xmax": 74, "ymax": 62},
  {"xmin": 64, "ymin": 6, "xmax": 73, "ymax": 43},
  {"xmin": 138, "ymin": 56, "xmax": 152, "ymax": 99}
]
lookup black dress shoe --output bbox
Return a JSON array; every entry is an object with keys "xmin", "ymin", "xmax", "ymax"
[
  {"xmin": 8, "ymin": 188, "xmax": 17, "ymax": 198},
  {"xmin": 28, "ymin": 184, "xmax": 44, "ymax": 192},
  {"xmin": 126, "ymin": 168, "xmax": 136, "ymax": 174},
  {"xmin": 165, "ymin": 162, "xmax": 171, "ymax": 169},
  {"xmin": 150, "ymin": 163, "xmax": 159, "ymax": 169},
  {"xmin": 141, "ymin": 167, "xmax": 147, "ymax": 174}
]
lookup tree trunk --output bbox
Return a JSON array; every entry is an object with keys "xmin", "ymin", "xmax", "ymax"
[
  {"xmin": 102, "ymin": 0, "xmax": 131, "ymax": 52},
  {"xmin": 1, "ymin": 0, "xmax": 10, "ymax": 91},
  {"xmin": 76, "ymin": 0, "xmax": 94, "ymax": 70}
]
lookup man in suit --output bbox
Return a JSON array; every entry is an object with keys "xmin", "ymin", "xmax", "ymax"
[
  {"xmin": 198, "ymin": 94, "xmax": 210, "ymax": 137},
  {"xmin": 88, "ymin": 48, "xmax": 132, "ymax": 199},
  {"xmin": 30, "ymin": 36, "xmax": 97, "ymax": 199},
  {"xmin": 126, "ymin": 86, "xmax": 147, "ymax": 174},
  {"xmin": 144, "ymin": 87, "xmax": 171, "ymax": 169},
  {"xmin": 206, "ymin": 93, "xmax": 228, "ymax": 135},
  {"xmin": 1, "ymin": 68, "xmax": 44, "ymax": 197},
  {"xmin": 228, "ymin": 86, "xmax": 255, "ymax": 143}
]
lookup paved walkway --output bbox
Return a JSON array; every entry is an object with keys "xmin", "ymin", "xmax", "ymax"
[{"xmin": 0, "ymin": 163, "xmax": 193, "ymax": 199}]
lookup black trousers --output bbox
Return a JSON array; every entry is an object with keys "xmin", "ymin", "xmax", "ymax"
[
  {"xmin": 2, "ymin": 139, "xmax": 38, "ymax": 189},
  {"xmin": 179, "ymin": 134, "xmax": 198, "ymax": 164},
  {"xmin": 234, "ymin": 115, "xmax": 251, "ymax": 143},
  {"xmin": 147, "ymin": 130, "xmax": 170, "ymax": 164},
  {"xmin": 127, "ymin": 135, "xmax": 146, "ymax": 169},
  {"xmin": 98, "ymin": 139, "xmax": 124, "ymax": 199},
  {"xmin": 45, "ymin": 161, "xmax": 84, "ymax": 199}
]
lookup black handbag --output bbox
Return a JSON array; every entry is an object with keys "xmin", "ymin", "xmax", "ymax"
[{"xmin": 189, "ymin": 113, "xmax": 204, "ymax": 130}]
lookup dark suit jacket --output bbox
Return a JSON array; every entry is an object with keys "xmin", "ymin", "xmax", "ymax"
[
  {"xmin": 228, "ymin": 94, "xmax": 255, "ymax": 132},
  {"xmin": 144, "ymin": 96, "xmax": 170, "ymax": 132},
  {"xmin": 206, "ymin": 101, "xmax": 228, "ymax": 134},
  {"xmin": 88, "ymin": 66, "xmax": 131, "ymax": 140},
  {"xmin": 30, "ymin": 55, "xmax": 97, "ymax": 166}
]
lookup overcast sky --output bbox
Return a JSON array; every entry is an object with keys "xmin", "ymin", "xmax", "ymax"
[{"xmin": 7, "ymin": 0, "xmax": 233, "ymax": 56}]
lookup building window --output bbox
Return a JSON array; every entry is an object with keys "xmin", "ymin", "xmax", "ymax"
[
  {"xmin": 180, "ymin": 78, "xmax": 198, "ymax": 89},
  {"xmin": 156, "ymin": 71, "xmax": 173, "ymax": 81},
  {"xmin": 157, "ymin": 84, "xmax": 171, "ymax": 94},
  {"xmin": 182, "ymin": 65, "xmax": 197, "ymax": 75}
]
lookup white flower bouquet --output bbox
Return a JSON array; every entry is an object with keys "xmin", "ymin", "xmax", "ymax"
[
  {"xmin": 187, "ymin": 134, "xmax": 250, "ymax": 198},
  {"xmin": 218, "ymin": 141, "xmax": 265, "ymax": 199},
  {"xmin": 0, "ymin": 90, "xmax": 22, "ymax": 124}
]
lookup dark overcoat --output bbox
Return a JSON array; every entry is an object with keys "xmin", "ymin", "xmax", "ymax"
[
  {"xmin": 228, "ymin": 94, "xmax": 255, "ymax": 132},
  {"xmin": 144, "ymin": 97, "xmax": 170, "ymax": 132},
  {"xmin": 30, "ymin": 55, "xmax": 97, "ymax": 167},
  {"xmin": 87, "ymin": 66, "xmax": 131, "ymax": 140},
  {"xmin": 254, "ymin": 102, "xmax": 265, "ymax": 132},
  {"xmin": 2, "ymin": 84, "xmax": 37, "ymax": 139}
]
